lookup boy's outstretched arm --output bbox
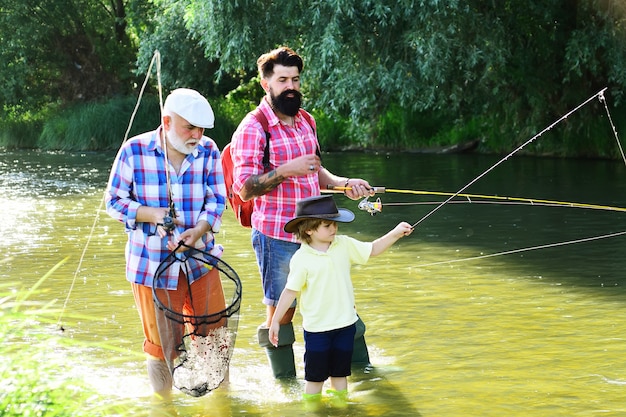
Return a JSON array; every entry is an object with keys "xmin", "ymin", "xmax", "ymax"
[
  {"xmin": 371, "ymin": 222, "xmax": 413, "ymax": 257},
  {"xmin": 269, "ymin": 288, "xmax": 298, "ymax": 347}
]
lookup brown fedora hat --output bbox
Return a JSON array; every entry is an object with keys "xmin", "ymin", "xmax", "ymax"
[{"xmin": 284, "ymin": 195, "xmax": 355, "ymax": 233}]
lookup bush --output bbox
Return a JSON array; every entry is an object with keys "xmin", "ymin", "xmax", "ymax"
[
  {"xmin": 210, "ymin": 94, "xmax": 257, "ymax": 149},
  {"xmin": 0, "ymin": 110, "xmax": 44, "ymax": 149},
  {"xmin": 38, "ymin": 97, "xmax": 161, "ymax": 151},
  {"xmin": 4, "ymin": 92, "xmax": 626, "ymax": 158}
]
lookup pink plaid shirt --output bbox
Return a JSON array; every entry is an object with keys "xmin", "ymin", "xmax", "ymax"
[{"xmin": 231, "ymin": 97, "xmax": 319, "ymax": 242}]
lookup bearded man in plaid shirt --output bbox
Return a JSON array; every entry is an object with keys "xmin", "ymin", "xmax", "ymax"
[{"xmin": 230, "ymin": 46, "xmax": 374, "ymax": 378}]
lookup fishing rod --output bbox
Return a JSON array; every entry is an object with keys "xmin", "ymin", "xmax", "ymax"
[
  {"xmin": 57, "ymin": 50, "xmax": 171, "ymax": 330},
  {"xmin": 156, "ymin": 66, "xmax": 178, "ymax": 230},
  {"xmin": 327, "ymin": 87, "xmax": 623, "ymax": 224},
  {"xmin": 325, "ymin": 186, "xmax": 626, "ymax": 215},
  {"xmin": 325, "ymin": 88, "xmax": 626, "ymax": 264},
  {"xmin": 599, "ymin": 89, "xmax": 626, "ymax": 166}
]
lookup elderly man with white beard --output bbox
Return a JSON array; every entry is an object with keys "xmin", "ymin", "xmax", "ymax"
[{"xmin": 105, "ymin": 88, "xmax": 227, "ymax": 396}]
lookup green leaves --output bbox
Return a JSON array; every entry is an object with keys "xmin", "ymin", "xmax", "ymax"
[
  {"xmin": 0, "ymin": 0, "xmax": 136, "ymax": 113},
  {"xmin": 2, "ymin": 0, "xmax": 626, "ymax": 153},
  {"xmin": 179, "ymin": 0, "xmax": 626, "ymax": 149}
]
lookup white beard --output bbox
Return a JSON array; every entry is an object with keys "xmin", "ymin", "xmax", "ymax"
[{"xmin": 167, "ymin": 129, "xmax": 197, "ymax": 155}]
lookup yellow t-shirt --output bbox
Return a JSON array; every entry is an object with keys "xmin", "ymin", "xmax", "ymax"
[{"xmin": 286, "ymin": 235, "xmax": 372, "ymax": 332}]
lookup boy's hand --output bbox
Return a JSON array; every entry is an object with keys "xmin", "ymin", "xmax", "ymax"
[
  {"xmin": 268, "ymin": 321, "xmax": 280, "ymax": 347},
  {"xmin": 371, "ymin": 221, "xmax": 413, "ymax": 256},
  {"xmin": 395, "ymin": 222, "xmax": 414, "ymax": 237}
]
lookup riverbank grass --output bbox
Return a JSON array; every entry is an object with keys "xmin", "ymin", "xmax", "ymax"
[
  {"xmin": 0, "ymin": 259, "xmax": 140, "ymax": 416},
  {"xmin": 2, "ymin": 94, "xmax": 626, "ymax": 158}
]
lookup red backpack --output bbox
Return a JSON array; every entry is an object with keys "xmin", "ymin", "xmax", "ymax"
[{"xmin": 222, "ymin": 109, "xmax": 315, "ymax": 227}]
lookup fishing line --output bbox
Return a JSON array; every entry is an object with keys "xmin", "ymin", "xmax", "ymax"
[
  {"xmin": 410, "ymin": 87, "xmax": 609, "ymax": 229},
  {"xmin": 326, "ymin": 89, "xmax": 624, "ymax": 217},
  {"xmin": 56, "ymin": 50, "xmax": 165, "ymax": 331},
  {"xmin": 598, "ymin": 90, "xmax": 626, "ymax": 165},
  {"xmin": 327, "ymin": 88, "xmax": 625, "ymax": 265},
  {"xmin": 414, "ymin": 230, "xmax": 626, "ymax": 268}
]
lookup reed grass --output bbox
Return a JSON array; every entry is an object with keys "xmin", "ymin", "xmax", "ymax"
[
  {"xmin": 38, "ymin": 97, "xmax": 161, "ymax": 151},
  {"xmin": 0, "ymin": 113, "xmax": 42, "ymax": 149},
  {"xmin": 0, "ymin": 259, "xmax": 144, "ymax": 417},
  {"xmin": 34, "ymin": 94, "xmax": 252, "ymax": 151},
  {"xmin": 3, "ymin": 94, "xmax": 626, "ymax": 158}
]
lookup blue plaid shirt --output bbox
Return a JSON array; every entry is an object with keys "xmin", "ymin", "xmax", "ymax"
[{"xmin": 105, "ymin": 126, "xmax": 226, "ymax": 289}]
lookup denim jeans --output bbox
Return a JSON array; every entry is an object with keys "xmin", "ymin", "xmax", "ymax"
[{"xmin": 251, "ymin": 229, "xmax": 300, "ymax": 306}]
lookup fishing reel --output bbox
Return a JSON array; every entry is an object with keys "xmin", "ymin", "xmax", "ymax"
[
  {"xmin": 358, "ymin": 196, "xmax": 383, "ymax": 216},
  {"xmin": 158, "ymin": 206, "xmax": 177, "ymax": 233},
  {"xmin": 161, "ymin": 214, "xmax": 175, "ymax": 232}
]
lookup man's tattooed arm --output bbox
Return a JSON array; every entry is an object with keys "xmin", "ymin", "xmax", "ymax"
[{"xmin": 240, "ymin": 169, "xmax": 285, "ymax": 201}]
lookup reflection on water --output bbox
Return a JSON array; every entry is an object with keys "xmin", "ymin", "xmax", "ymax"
[{"xmin": 3, "ymin": 150, "xmax": 626, "ymax": 416}]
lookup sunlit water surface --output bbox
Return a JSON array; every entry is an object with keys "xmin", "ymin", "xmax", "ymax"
[{"xmin": 2, "ymin": 150, "xmax": 626, "ymax": 416}]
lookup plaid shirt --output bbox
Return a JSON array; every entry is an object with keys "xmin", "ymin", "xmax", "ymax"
[
  {"xmin": 105, "ymin": 126, "xmax": 226, "ymax": 289},
  {"xmin": 231, "ymin": 97, "xmax": 319, "ymax": 242}
]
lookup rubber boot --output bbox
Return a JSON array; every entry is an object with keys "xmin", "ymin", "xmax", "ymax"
[
  {"xmin": 258, "ymin": 323, "xmax": 296, "ymax": 379},
  {"xmin": 146, "ymin": 357, "xmax": 173, "ymax": 397},
  {"xmin": 326, "ymin": 389, "xmax": 349, "ymax": 408},
  {"xmin": 351, "ymin": 316, "xmax": 371, "ymax": 366},
  {"xmin": 302, "ymin": 392, "xmax": 322, "ymax": 412}
]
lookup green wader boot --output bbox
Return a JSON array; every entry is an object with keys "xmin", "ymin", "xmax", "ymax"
[
  {"xmin": 258, "ymin": 322, "xmax": 296, "ymax": 379},
  {"xmin": 352, "ymin": 316, "xmax": 371, "ymax": 366}
]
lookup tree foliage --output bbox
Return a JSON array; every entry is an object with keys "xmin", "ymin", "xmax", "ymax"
[
  {"xmin": 0, "ymin": 0, "xmax": 137, "ymax": 114},
  {"xmin": 185, "ymin": 0, "xmax": 626, "ymax": 145},
  {"xmin": 134, "ymin": 0, "xmax": 242, "ymax": 97},
  {"xmin": 1, "ymin": 0, "xmax": 626, "ymax": 152}
]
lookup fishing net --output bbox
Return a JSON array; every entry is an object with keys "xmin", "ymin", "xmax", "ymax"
[{"xmin": 152, "ymin": 243, "xmax": 241, "ymax": 397}]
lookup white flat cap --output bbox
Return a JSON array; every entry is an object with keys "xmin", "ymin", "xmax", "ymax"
[{"xmin": 163, "ymin": 88, "xmax": 214, "ymax": 128}]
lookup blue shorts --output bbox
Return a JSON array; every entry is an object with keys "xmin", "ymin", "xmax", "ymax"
[
  {"xmin": 303, "ymin": 324, "xmax": 356, "ymax": 382},
  {"xmin": 251, "ymin": 229, "xmax": 300, "ymax": 306}
]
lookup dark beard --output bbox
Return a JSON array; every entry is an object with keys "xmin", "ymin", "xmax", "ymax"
[{"xmin": 271, "ymin": 89, "xmax": 302, "ymax": 117}]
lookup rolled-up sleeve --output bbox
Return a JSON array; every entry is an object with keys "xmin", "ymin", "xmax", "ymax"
[
  {"xmin": 105, "ymin": 146, "xmax": 142, "ymax": 231},
  {"xmin": 230, "ymin": 114, "xmax": 265, "ymax": 196}
]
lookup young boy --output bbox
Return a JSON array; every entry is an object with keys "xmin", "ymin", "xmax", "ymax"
[{"xmin": 268, "ymin": 194, "xmax": 413, "ymax": 402}]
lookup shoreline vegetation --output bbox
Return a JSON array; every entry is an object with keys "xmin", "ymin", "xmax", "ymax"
[
  {"xmin": 0, "ymin": 260, "xmax": 144, "ymax": 417},
  {"xmin": 3, "ymin": 2, "xmax": 626, "ymax": 161},
  {"xmin": 2, "ymin": 94, "xmax": 625, "ymax": 160}
]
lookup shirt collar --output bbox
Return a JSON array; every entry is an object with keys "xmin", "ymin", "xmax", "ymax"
[
  {"xmin": 300, "ymin": 239, "xmax": 337, "ymax": 254},
  {"xmin": 148, "ymin": 126, "xmax": 165, "ymax": 155}
]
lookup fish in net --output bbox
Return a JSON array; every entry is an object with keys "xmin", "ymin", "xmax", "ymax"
[{"xmin": 152, "ymin": 242, "xmax": 242, "ymax": 397}]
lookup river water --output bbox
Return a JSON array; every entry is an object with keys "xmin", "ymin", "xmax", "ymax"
[{"xmin": 2, "ymin": 149, "xmax": 626, "ymax": 416}]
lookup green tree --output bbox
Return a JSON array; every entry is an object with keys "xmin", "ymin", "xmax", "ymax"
[
  {"xmin": 134, "ymin": 0, "xmax": 246, "ymax": 99},
  {"xmin": 184, "ymin": 0, "xmax": 626, "ymax": 148},
  {"xmin": 2, "ymin": 0, "xmax": 625, "ymax": 154},
  {"xmin": 0, "ymin": 0, "xmax": 137, "ymax": 114}
]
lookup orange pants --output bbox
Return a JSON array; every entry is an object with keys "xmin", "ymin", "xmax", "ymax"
[{"xmin": 132, "ymin": 267, "xmax": 225, "ymax": 360}]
